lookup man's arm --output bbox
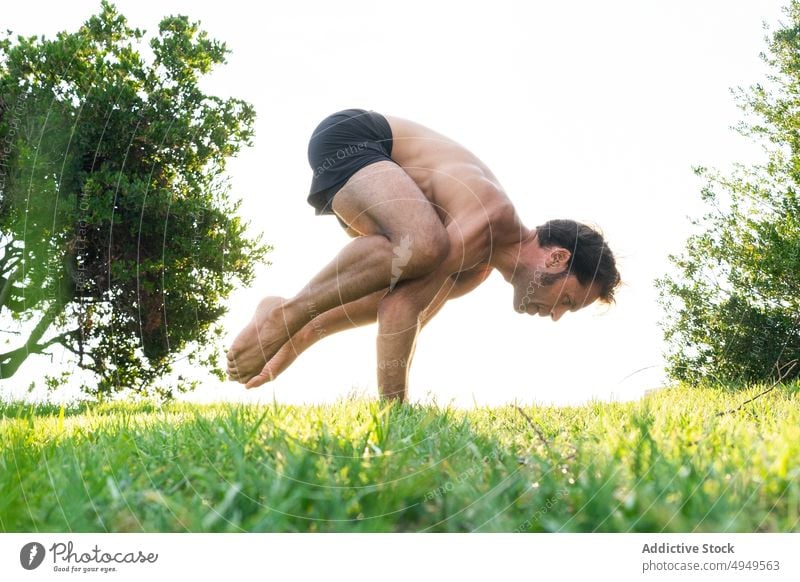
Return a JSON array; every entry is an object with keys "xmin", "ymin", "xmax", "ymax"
[
  {"xmin": 420, "ymin": 264, "xmax": 493, "ymax": 326},
  {"xmin": 375, "ymin": 263, "xmax": 493, "ymax": 400},
  {"xmin": 374, "ymin": 277, "xmax": 440, "ymax": 400}
]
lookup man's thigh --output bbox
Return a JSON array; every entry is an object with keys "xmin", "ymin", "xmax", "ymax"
[{"xmin": 331, "ymin": 161, "xmax": 444, "ymax": 238}]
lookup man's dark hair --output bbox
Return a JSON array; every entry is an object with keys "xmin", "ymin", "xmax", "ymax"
[{"xmin": 535, "ymin": 219, "xmax": 621, "ymax": 304}]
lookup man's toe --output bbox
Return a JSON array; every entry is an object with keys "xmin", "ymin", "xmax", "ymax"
[{"xmin": 227, "ymin": 363, "xmax": 240, "ymax": 380}]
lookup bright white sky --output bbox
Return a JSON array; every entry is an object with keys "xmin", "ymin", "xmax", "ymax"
[{"xmin": 0, "ymin": 0, "xmax": 787, "ymax": 407}]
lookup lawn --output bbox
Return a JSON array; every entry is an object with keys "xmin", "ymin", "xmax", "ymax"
[{"xmin": 1, "ymin": 382, "xmax": 798, "ymax": 532}]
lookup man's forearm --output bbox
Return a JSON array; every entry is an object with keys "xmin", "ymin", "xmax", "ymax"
[
  {"xmin": 376, "ymin": 308, "xmax": 419, "ymax": 400},
  {"xmin": 375, "ymin": 281, "xmax": 440, "ymax": 401},
  {"xmin": 374, "ymin": 266, "xmax": 492, "ymax": 401}
]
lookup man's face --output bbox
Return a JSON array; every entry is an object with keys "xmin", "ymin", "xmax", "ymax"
[{"xmin": 513, "ymin": 269, "xmax": 601, "ymax": 321}]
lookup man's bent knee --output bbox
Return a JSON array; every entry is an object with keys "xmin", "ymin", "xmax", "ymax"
[{"xmin": 392, "ymin": 227, "xmax": 450, "ymax": 279}]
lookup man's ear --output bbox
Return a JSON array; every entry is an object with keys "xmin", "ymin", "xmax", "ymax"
[{"xmin": 545, "ymin": 248, "xmax": 571, "ymax": 268}]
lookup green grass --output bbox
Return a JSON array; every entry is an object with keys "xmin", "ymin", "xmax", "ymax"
[{"xmin": 1, "ymin": 383, "xmax": 798, "ymax": 532}]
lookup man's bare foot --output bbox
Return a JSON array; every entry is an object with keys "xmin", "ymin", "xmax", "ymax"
[
  {"xmin": 258, "ymin": 336, "xmax": 305, "ymax": 384},
  {"xmin": 226, "ymin": 296, "xmax": 291, "ymax": 384}
]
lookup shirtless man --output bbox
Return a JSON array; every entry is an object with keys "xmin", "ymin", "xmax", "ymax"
[{"xmin": 226, "ymin": 108, "xmax": 620, "ymax": 401}]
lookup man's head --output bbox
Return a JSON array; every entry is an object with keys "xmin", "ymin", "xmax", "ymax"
[{"xmin": 513, "ymin": 219, "xmax": 620, "ymax": 320}]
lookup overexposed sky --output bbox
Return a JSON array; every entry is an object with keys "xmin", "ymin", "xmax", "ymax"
[{"xmin": 0, "ymin": 0, "xmax": 786, "ymax": 406}]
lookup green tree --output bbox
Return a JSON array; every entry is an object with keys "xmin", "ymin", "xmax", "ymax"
[
  {"xmin": 0, "ymin": 1, "xmax": 269, "ymax": 398},
  {"xmin": 657, "ymin": 1, "xmax": 800, "ymax": 385}
]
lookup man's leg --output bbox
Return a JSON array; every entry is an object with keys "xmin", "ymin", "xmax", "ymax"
[
  {"xmin": 246, "ymin": 289, "xmax": 386, "ymax": 384},
  {"xmin": 227, "ymin": 161, "xmax": 450, "ymax": 385},
  {"xmin": 246, "ymin": 270, "xmax": 463, "ymax": 385},
  {"xmin": 251, "ymin": 270, "xmax": 473, "ymax": 388}
]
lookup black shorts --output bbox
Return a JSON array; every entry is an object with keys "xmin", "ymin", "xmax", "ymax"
[{"xmin": 307, "ymin": 108, "xmax": 395, "ymax": 216}]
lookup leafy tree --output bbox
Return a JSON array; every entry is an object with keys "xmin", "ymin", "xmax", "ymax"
[
  {"xmin": 657, "ymin": 1, "xmax": 800, "ymax": 385},
  {"xmin": 0, "ymin": 1, "xmax": 269, "ymax": 398}
]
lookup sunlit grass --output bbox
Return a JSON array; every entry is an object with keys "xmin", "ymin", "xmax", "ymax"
[{"xmin": 1, "ymin": 383, "xmax": 798, "ymax": 532}]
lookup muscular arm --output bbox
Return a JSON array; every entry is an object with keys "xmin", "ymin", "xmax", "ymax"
[
  {"xmin": 420, "ymin": 264, "xmax": 493, "ymax": 325},
  {"xmin": 374, "ymin": 275, "xmax": 443, "ymax": 400},
  {"xmin": 374, "ymin": 262, "xmax": 493, "ymax": 400}
]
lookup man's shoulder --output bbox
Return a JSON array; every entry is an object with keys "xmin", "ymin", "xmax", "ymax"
[{"xmin": 484, "ymin": 196, "xmax": 520, "ymax": 231}]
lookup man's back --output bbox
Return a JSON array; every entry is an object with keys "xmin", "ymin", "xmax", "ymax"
[{"xmin": 385, "ymin": 115, "xmax": 516, "ymax": 233}]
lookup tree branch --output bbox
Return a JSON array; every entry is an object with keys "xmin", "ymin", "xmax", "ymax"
[
  {"xmin": 0, "ymin": 264, "xmax": 21, "ymax": 310},
  {"xmin": 0, "ymin": 301, "xmax": 61, "ymax": 378},
  {"xmin": 38, "ymin": 328, "xmax": 80, "ymax": 351}
]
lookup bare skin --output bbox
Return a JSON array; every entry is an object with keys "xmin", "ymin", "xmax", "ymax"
[
  {"xmin": 254, "ymin": 265, "xmax": 493, "ymax": 383},
  {"xmin": 226, "ymin": 114, "xmax": 603, "ymax": 400}
]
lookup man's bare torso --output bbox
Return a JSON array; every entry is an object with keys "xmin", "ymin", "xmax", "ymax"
[{"xmin": 384, "ymin": 115, "xmax": 522, "ymax": 279}]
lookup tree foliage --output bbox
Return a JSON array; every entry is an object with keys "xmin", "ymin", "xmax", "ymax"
[
  {"xmin": 657, "ymin": 2, "xmax": 800, "ymax": 385},
  {"xmin": 0, "ymin": 1, "xmax": 269, "ymax": 398}
]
